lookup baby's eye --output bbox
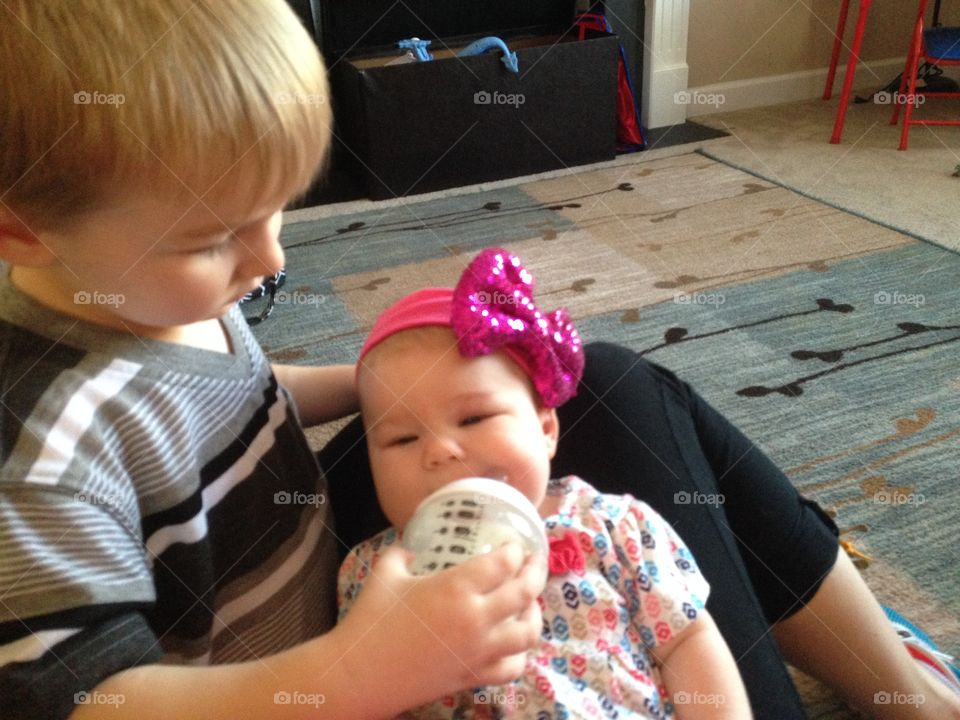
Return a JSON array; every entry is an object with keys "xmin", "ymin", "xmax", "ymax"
[
  {"xmin": 388, "ymin": 434, "xmax": 418, "ymax": 447},
  {"xmin": 460, "ymin": 414, "xmax": 490, "ymax": 427}
]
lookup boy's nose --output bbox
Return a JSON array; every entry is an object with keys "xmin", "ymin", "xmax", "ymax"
[
  {"xmin": 238, "ymin": 214, "xmax": 285, "ymax": 278},
  {"xmin": 256, "ymin": 238, "xmax": 286, "ymax": 277}
]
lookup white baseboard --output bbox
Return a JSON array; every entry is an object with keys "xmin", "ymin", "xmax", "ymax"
[{"xmin": 682, "ymin": 57, "xmax": 906, "ymax": 117}]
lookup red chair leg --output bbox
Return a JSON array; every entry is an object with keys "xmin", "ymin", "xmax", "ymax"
[
  {"xmin": 890, "ymin": 30, "xmax": 920, "ymax": 125},
  {"xmin": 830, "ymin": 0, "xmax": 874, "ymax": 143},
  {"xmin": 824, "ymin": 0, "xmax": 852, "ymax": 100},
  {"xmin": 899, "ymin": 20, "xmax": 926, "ymax": 150}
]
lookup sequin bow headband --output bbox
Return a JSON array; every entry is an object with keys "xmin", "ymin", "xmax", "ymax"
[{"xmin": 358, "ymin": 247, "xmax": 584, "ymax": 407}]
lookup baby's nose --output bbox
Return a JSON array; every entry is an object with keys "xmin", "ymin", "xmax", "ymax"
[{"xmin": 422, "ymin": 434, "xmax": 464, "ymax": 468}]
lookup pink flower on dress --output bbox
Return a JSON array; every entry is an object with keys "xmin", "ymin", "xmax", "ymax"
[{"xmin": 549, "ymin": 530, "xmax": 586, "ymax": 576}]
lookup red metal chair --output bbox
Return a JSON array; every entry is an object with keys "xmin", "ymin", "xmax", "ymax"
[
  {"xmin": 824, "ymin": 0, "xmax": 855, "ymax": 102},
  {"xmin": 890, "ymin": 0, "xmax": 960, "ymax": 149},
  {"xmin": 824, "ymin": 0, "xmax": 875, "ymax": 144}
]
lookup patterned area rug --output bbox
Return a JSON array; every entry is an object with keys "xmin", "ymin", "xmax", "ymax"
[{"xmin": 254, "ymin": 151, "xmax": 960, "ymax": 717}]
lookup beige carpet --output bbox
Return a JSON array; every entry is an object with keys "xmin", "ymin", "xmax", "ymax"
[{"xmin": 693, "ymin": 96, "xmax": 960, "ymax": 254}]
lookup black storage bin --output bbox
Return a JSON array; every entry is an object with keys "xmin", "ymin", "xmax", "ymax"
[{"xmin": 313, "ymin": 1, "xmax": 620, "ymax": 200}]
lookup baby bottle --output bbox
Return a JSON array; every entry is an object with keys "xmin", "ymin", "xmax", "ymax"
[{"xmin": 402, "ymin": 477, "xmax": 549, "ymax": 586}]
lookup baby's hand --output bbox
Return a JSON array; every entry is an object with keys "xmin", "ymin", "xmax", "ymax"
[{"xmin": 332, "ymin": 542, "xmax": 542, "ymax": 713}]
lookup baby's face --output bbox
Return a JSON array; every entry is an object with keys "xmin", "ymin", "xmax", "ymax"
[{"xmin": 360, "ymin": 328, "xmax": 559, "ymax": 530}]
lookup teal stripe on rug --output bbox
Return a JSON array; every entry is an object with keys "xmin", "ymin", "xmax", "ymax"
[{"xmin": 279, "ymin": 185, "xmax": 579, "ymax": 275}]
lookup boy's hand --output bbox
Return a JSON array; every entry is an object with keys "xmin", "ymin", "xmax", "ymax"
[{"xmin": 330, "ymin": 542, "xmax": 543, "ymax": 715}]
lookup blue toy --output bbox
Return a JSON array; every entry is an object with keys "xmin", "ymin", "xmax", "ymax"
[
  {"xmin": 396, "ymin": 36, "xmax": 519, "ymax": 74},
  {"xmin": 457, "ymin": 36, "xmax": 519, "ymax": 73},
  {"xmin": 397, "ymin": 37, "xmax": 433, "ymax": 62}
]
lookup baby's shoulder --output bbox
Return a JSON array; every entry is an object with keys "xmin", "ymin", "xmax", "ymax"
[{"xmin": 547, "ymin": 475, "xmax": 671, "ymax": 533}]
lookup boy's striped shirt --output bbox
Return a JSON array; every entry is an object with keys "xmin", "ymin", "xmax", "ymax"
[{"xmin": 0, "ymin": 279, "xmax": 339, "ymax": 719}]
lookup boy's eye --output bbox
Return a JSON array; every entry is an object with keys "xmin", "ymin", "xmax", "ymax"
[
  {"xmin": 196, "ymin": 239, "xmax": 231, "ymax": 256},
  {"xmin": 182, "ymin": 231, "xmax": 233, "ymax": 256},
  {"xmin": 460, "ymin": 414, "xmax": 490, "ymax": 427}
]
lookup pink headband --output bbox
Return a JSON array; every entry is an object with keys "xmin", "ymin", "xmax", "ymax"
[{"xmin": 357, "ymin": 247, "xmax": 583, "ymax": 407}]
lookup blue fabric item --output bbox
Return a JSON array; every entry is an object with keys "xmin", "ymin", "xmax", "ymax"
[
  {"xmin": 573, "ymin": 13, "xmax": 646, "ymax": 151},
  {"xmin": 924, "ymin": 26, "xmax": 960, "ymax": 60},
  {"xmin": 883, "ymin": 605, "xmax": 960, "ymax": 683},
  {"xmin": 884, "ymin": 605, "xmax": 940, "ymax": 649}
]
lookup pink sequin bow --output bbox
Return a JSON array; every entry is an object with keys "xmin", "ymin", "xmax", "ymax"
[{"xmin": 451, "ymin": 247, "xmax": 584, "ymax": 408}]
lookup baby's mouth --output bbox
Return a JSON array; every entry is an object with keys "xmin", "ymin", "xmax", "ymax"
[{"xmin": 450, "ymin": 470, "xmax": 508, "ymax": 485}]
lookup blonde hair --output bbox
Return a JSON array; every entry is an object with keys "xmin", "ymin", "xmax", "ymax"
[{"xmin": 1, "ymin": 0, "xmax": 331, "ymax": 228}]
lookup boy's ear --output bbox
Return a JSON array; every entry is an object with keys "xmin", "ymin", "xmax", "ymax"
[
  {"xmin": 0, "ymin": 205, "xmax": 58, "ymax": 267},
  {"xmin": 539, "ymin": 406, "xmax": 560, "ymax": 460}
]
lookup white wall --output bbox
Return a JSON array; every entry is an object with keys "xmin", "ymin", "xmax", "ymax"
[{"xmin": 685, "ymin": 1, "xmax": 957, "ymax": 114}]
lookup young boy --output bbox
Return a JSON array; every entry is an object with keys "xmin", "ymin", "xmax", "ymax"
[{"xmin": 0, "ymin": 2, "xmax": 543, "ymax": 718}]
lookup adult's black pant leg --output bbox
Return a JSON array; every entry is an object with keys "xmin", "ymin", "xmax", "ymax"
[
  {"xmin": 553, "ymin": 342, "xmax": 810, "ymax": 720},
  {"xmin": 684, "ymin": 369, "xmax": 841, "ymax": 624}
]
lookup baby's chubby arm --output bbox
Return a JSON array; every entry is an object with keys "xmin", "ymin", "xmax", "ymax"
[
  {"xmin": 652, "ymin": 609, "xmax": 753, "ymax": 720},
  {"xmin": 273, "ymin": 363, "xmax": 358, "ymax": 426},
  {"xmin": 70, "ymin": 543, "xmax": 541, "ymax": 720}
]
